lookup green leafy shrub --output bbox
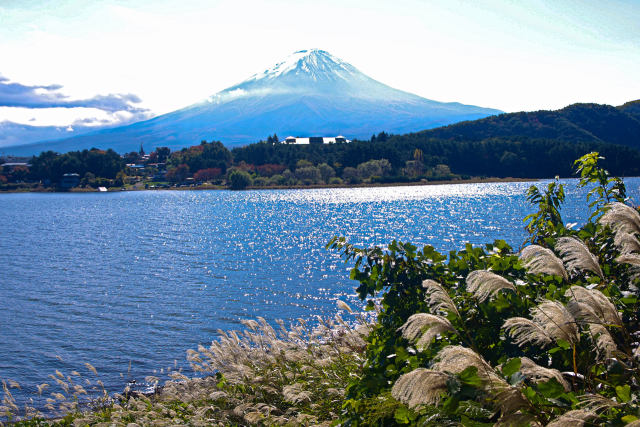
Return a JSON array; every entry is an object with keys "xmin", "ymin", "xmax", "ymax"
[
  {"xmin": 329, "ymin": 152, "xmax": 640, "ymax": 425},
  {"xmin": 228, "ymin": 169, "xmax": 253, "ymax": 190}
]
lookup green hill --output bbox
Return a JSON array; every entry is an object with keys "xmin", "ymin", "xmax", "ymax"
[
  {"xmin": 232, "ymin": 100, "xmax": 640, "ymax": 179},
  {"xmin": 414, "ymin": 101, "xmax": 640, "ymax": 149},
  {"xmin": 619, "ymin": 99, "xmax": 640, "ymax": 120}
]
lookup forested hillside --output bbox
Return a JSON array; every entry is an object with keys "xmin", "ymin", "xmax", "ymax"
[
  {"xmin": 409, "ymin": 102, "xmax": 640, "ymax": 149},
  {"xmin": 232, "ymin": 137, "xmax": 640, "ymax": 179},
  {"xmin": 233, "ymin": 100, "xmax": 640, "ymax": 179}
]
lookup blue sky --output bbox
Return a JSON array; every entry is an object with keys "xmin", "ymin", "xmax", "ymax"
[{"xmin": 0, "ymin": 0, "xmax": 638, "ymax": 128}]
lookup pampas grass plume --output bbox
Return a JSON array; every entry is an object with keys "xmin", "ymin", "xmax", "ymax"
[
  {"xmin": 398, "ymin": 313, "xmax": 455, "ymax": 350},
  {"xmin": 555, "ymin": 237, "xmax": 604, "ymax": 279},
  {"xmin": 391, "ymin": 369, "xmax": 449, "ymax": 408},
  {"xmin": 466, "ymin": 270, "xmax": 516, "ymax": 302},
  {"xmin": 519, "ymin": 245, "xmax": 568, "ymax": 279}
]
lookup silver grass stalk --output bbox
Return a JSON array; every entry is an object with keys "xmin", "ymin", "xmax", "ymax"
[
  {"xmin": 282, "ymin": 383, "xmax": 311, "ymax": 404},
  {"xmin": 616, "ymin": 253, "xmax": 640, "ymax": 281},
  {"xmin": 555, "ymin": 237, "xmax": 604, "ymax": 279},
  {"xmin": 614, "ymin": 231, "xmax": 640, "ymax": 254},
  {"xmin": 599, "ymin": 202, "xmax": 640, "ymax": 235},
  {"xmin": 336, "ymin": 300, "xmax": 353, "ymax": 313},
  {"xmin": 531, "ymin": 300, "xmax": 579, "ymax": 345},
  {"xmin": 566, "ymin": 300, "xmax": 601, "ymax": 325},
  {"xmin": 519, "ymin": 245, "xmax": 568, "ymax": 279},
  {"xmin": 616, "ymin": 253, "xmax": 640, "ymax": 266},
  {"xmin": 422, "ymin": 279, "xmax": 459, "ymax": 317},
  {"xmin": 546, "ymin": 409, "xmax": 598, "ymax": 427},
  {"xmin": 493, "ymin": 387, "xmax": 530, "ymax": 416},
  {"xmin": 390, "ymin": 368, "xmax": 450, "ymax": 408},
  {"xmin": 432, "ymin": 345, "xmax": 506, "ymax": 388},
  {"xmin": 588, "ymin": 324, "xmax": 617, "ymax": 360},
  {"xmin": 519, "ymin": 357, "xmax": 569, "ymax": 391},
  {"xmin": 466, "ymin": 270, "xmax": 516, "ymax": 302},
  {"xmin": 564, "ymin": 286, "xmax": 621, "ymax": 326},
  {"xmin": 495, "ymin": 413, "xmax": 543, "ymax": 427},
  {"xmin": 398, "ymin": 313, "xmax": 455, "ymax": 350},
  {"xmin": 503, "ymin": 317, "xmax": 553, "ymax": 347},
  {"xmin": 577, "ymin": 394, "xmax": 620, "ymax": 412}
]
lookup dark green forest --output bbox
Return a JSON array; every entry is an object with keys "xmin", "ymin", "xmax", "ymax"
[
  {"xmin": 413, "ymin": 102, "xmax": 640, "ymax": 148},
  {"xmin": 232, "ymin": 101, "xmax": 640, "ymax": 179}
]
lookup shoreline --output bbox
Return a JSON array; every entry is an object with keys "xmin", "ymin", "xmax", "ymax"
[{"xmin": 0, "ymin": 176, "xmax": 541, "ymax": 194}]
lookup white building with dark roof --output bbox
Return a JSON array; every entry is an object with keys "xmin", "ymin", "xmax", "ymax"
[{"xmin": 283, "ymin": 136, "xmax": 351, "ymax": 145}]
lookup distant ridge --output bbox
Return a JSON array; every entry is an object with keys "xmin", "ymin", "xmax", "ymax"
[
  {"xmin": 5, "ymin": 49, "xmax": 501, "ymax": 155},
  {"xmin": 413, "ymin": 101, "xmax": 640, "ymax": 150}
]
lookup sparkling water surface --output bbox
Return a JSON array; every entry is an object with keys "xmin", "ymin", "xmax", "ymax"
[{"xmin": 1, "ymin": 178, "xmax": 639, "ymax": 407}]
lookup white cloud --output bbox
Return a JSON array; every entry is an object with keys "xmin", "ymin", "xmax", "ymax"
[{"xmin": 0, "ymin": 106, "xmax": 145, "ymax": 127}]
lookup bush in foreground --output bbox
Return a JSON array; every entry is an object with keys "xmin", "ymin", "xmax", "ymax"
[{"xmin": 328, "ymin": 152, "xmax": 640, "ymax": 425}]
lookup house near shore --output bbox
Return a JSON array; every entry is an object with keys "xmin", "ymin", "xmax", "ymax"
[
  {"xmin": 283, "ymin": 135, "xmax": 351, "ymax": 145},
  {"xmin": 0, "ymin": 162, "xmax": 30, "ymax": 172}
]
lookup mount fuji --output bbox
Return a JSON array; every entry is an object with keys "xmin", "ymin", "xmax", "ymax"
[{"xmin": 7, "ymin": 49, "xmax": 501, "ymax": 155}]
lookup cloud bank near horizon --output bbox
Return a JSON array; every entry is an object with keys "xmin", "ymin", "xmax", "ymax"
[{"xmin": 0, "ymin": 74, "xmax": 151, "ymax": 128}]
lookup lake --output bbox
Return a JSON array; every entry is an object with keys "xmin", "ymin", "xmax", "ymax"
[{"xmin": 1, "ymin": 178, "xmax": 639, "ymax": 410}]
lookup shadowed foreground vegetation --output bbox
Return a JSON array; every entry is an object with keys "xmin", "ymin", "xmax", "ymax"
[{"xmin": 2, "ymin": 153, "xmax": 640, "ymax": 426}]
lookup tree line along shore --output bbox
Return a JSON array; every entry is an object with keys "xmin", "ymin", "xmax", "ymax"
[
  {"xmin": 3, "ymin": 100, "xmax": 640, "ymax": 192},
  {"xmin": 2, "ymin": 130, "xmax": 640, "ymax": 193}
]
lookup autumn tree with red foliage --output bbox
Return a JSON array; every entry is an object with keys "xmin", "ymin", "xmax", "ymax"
[
  {"xmin": 165, "ymin": 164, "xmax": 190, "ymax": 182},
  {"xmin": 193, "ymin": 168, "xmax": 222, "ymax": 182},
  {"xmin": 256, "ymin": 164, "xmax": 286, "ymax": 177}
]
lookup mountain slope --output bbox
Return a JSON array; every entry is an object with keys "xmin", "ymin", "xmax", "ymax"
[
  {"xmin": 619, "ymin": 100, "xmax": 640, "ymax": 121},
  {"xmin": 6, "ymin": 49, "xmax": 501, "ymax": 155},
  {"xmin": 414, "ymin": 102, "xmax": 640, "ymax": 149}
]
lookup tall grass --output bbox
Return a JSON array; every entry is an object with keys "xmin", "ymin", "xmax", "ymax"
[{"xmin": 1, "ymin": 308, "xmax": 369, "ymax": 426}]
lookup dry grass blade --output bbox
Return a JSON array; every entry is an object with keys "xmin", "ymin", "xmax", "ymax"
[
  {"xmin": 531, "ymin": 300, "xmax": 579, "ymax": 345},
  {"xmin": 546, "ymin": 409, "xmax": 598, "ymax": 427},
  {"xmin": 493, "ymin": 387, "xmax": 530, "ymax": 416},
  {"xmin": 599, "ymin": 202, "xmax": 640, "ymax": 235},
  {"xmin": 391, "ymin": 369, "xmax": 450, "ymax": 408},
  {"xmin": 577, "ymin": 393, "xmax": 620, "ymax": 412},
  {"xmin": 495, "ymin": 413, "xmax": 543, "ymax": 427},
  {"xmin": 84, "ymin": 363, "xmax": 98, "ymax": 376},
  {"xmin": 614, "ymin": 231, "xmax": 640, "ymax": 254},
  {"xmin": 398, "ymin": 313, "xmax": 455, "ymax": 350},
  {"xmin": 519, "ymin": 357, "xmax": 569, "ymax": 391},
  {"xmin": 422, "ymin": 279, "xmax": 459, "ymax": 317},
  {"xmin": 615, "ymin": 253, "xmax": 640, "ymax": 281},
  {"xmin": 519, "ymin": 245, "xmax": 568, "ymax": 279},
  {"xmin": 282, "ymin": 383, "xmax": 311, "ymax": 404},
  {"xmin": 432, "ymin": 345, "xmax": 506, "ymax": 388},
  {"xmin": 466, "ymin": 270, "xmax": 516, "ymax": 302},
  {"xmin": 503, "ymin": 317, "xmax": 553, "ymax": 347},
  {"xmin": 616, "ymin": 253, "xmax": 640, "ymax": 266},
  {"xmin": 336, "ymin": 300, "xmax": 353, "ymax": 313},
  {"xmin": 564, "ymin": 286, "xmax": 621, "ymax": 326},
  {"xmin": 588, "ymin": 324, "xmax": 617, "ymax": 360},
  {"xmin": 555, "ymin": 237, "xmax": 604, "ymax": 279}
]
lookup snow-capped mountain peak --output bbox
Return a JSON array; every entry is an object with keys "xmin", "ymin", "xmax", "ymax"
[
  {"xmin": 246, "ymin": 49, "xmax": 359, "ymax": 83},
  {"xmin": 9, "ymin": 49, "xmax": 501, "ymax": 154}
]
